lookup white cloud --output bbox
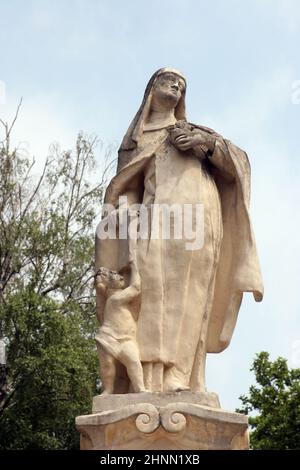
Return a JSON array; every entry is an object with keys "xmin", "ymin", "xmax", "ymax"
[
  {"xmin": 255, "ymin": 0, "xmax": 300, "ymax": 33},
  {"xmin": 198, "ymin": 67, "xmax": 294, "ymax": 142},
  {"xmin": 0, "ymin": 91, "xmax": 77, "ymax": 171},
  {"xmin": 276, "ymin": 0, "xmax": 300, "ymax": 33}
]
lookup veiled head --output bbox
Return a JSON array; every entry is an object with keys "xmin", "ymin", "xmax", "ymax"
[
  {"xmin": 117, "ymin": 67, "xmax": 187, "ymax": 171},
  {"xmin": 151, "ymin": 71, "xmax": 186, "ymax": 111}
]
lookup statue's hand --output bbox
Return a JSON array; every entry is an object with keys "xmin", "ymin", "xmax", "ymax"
[
  {"xmin": 168, "ymin": 128, "xmax": 193, "ymax": 151},
  {"xmin": 173, "ymin": 132, "xmax": 201, "ymax": 151},
  {"xmin": 169, "ymin": 127, "xmax": 215, "ymax": 152}
]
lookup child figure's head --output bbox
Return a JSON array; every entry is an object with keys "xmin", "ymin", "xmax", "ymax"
[{"xmin": 96, "ymin": 267, "xmax": 125, "ymax": 290}]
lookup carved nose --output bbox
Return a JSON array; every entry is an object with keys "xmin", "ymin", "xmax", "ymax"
[{"xmin": 171, "ymin": 84, "xmax": 179, "ymax": 91}]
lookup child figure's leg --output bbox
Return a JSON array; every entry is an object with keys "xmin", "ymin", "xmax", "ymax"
[
  {"xmin": 97, "ymin": 344, "xmax": 116, "ymax": 394},
  {"xmin": 119, "ymin": 341, "xmax": 146, "ymax": 393}
]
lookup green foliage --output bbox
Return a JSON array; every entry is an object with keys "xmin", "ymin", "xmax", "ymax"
[
  {"xmin": 0, "ymin": 109, "xmax": 109, "ymax": 449},
  {"xmin": 237, "ymin": 352, "xmax": 300, "ymax": 450},
  {"xmin": 0, "ymin": 290, "xmax": 98, "ymax": 449}
]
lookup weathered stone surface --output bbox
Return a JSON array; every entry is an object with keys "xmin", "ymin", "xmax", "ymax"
[
  {"xmin": 76, "ymin": 394, "xmax": 249, "ymax": 450},
  {"xmin": 94, "ymin": 67, "xmax": 264, "ymax": 395},
  {"xmin": 92, "ymin": 391, "xmax": 220, "ymax": 413},
  {"xmin": 75, "ymin": 67, "xmax": 262, "ymax": 450}
]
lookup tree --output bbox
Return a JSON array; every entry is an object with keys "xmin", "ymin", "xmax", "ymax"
[
  {"xmin": 237, "ymin": 351, "xmax": 300, "ymax": 450},
  {"xmin": 0, "ymin": 104, "xmax": 114, "ymax": 449}
]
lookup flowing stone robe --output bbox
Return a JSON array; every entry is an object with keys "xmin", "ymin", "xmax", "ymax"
[{"xmin": 95, "ymin": 68, "xmax": 264, "ymax": 393}]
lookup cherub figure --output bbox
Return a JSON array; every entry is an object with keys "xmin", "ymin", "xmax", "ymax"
[{"xmin": 95, "ymin": 260, "xmax": 146, "ymax": 394}]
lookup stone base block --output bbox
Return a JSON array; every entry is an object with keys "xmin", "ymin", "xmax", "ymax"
[{"xmin": 76, "ymin": 392, "xmax": 249, "ymax": 450}]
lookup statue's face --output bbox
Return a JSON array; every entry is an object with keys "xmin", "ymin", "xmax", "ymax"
[
  {"xmin": 96, "ymin": 268, "xmax": 125, "ymax": 289},
  {"xmin": 152, "ymin": 73, "xmax": 185, "ymax": 110},
  {"xmin": 110, "ymin": 276, "xmax": 125, "ymax": 290}
]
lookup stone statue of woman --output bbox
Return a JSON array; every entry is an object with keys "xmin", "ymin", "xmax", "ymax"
[{"xmin": 95, "ymin": 67, "xmax": 263, "ymax": 395}]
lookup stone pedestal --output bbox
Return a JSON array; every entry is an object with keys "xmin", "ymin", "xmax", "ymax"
[{"xmin": 76, "ymin": 392, "xmax": 249, "ymax": 450}]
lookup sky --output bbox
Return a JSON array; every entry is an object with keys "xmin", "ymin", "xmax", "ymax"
[{"xmin": 0, "ymin": 0, "xmax": 300, "ymax": 411}]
